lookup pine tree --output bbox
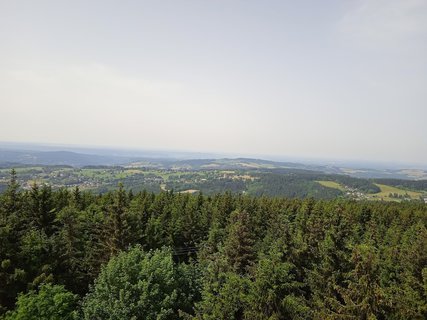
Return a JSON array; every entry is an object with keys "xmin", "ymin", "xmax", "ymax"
[
  {"xmin": 0, "ymin": 169, "xmax": 26, "ymax": 312},
  {"xmin": 104, "ymin": 183, "xmax": 130, "ymax": 256},
  {"xmin": 223, "ymin": 210, "xmax": 255, "ymax": 275}
]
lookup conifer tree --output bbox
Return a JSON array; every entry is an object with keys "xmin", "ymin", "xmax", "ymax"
[
  {"xmin": 104, "ymin": 183, "xmax": 130, "ymax": 256},
  {"xmin": 223, "ymin": 210, "xmax": 255, "ymax": 275},
  {"xmin": 0, "ymin": 169, "xmax": 26, "ymax": 312}
]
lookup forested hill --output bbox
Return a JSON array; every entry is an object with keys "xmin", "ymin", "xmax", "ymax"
[
  {"xmin": 1, "ymin": 172, "xmax": 426, "ymax": 319},
  {"xmin": 1, "ymin": 145, "xmax": 427, "ymax": 180},
  {"xmin": 2, "ymin": 166, "xmax": 427, "ymax": 202}
]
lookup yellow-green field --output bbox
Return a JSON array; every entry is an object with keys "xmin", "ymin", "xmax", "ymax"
[
  {"xmin": 368, "ymin": 183, "xmax": 422, "ymax": 201},
  {"xmin": 317, "ymin": 181, "xmax": 424, "ymax": 202},
  {"xmin": 317, "ymin": 180, "xmax": 346, "ymax": 191}
]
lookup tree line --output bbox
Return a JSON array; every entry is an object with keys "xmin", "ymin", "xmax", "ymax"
[{"xmin": 0, "ymin": 169, "xmax": 426, "ymax": 319}]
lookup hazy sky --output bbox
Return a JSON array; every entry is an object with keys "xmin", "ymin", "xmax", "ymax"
[{"xmin": 1, "ymin": 0, "xmax": 426, "ymax": 164}]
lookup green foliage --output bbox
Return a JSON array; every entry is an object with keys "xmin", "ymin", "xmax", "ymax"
[
  {"xmin": 246, "ymin": 249, "xmax": 309, "ymax": 319},
  {"xmin": 196, "ymin": 271, "xmax": 250, "ymax": 320},
  {"xmin": 1, "ymin": 169, "xmax": 427, "ymax": 319},
  {"xmin": 82, "ymin": 246, "xmax": 201, "ymax": 320},
  {"xmin": 223, "ymin": 210, "xmax": 255, "ymax": 274},
  {"xmin": 2, "ymin": 284, "xmax": 79, "ymax": 320}
]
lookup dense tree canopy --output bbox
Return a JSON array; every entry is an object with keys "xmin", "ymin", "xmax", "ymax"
[
  {"xmin": 2, "ymin": 284, "xmax": 79, "ymax": 320},
  {"xmin": 0, "ymin": 170, "xmax": 426, "ymax": 319},
  {"xmin": 82, "ymin": 246, "xmax": 200, "ymax": 320}
]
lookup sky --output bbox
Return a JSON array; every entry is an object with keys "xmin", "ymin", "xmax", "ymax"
[{"xmin": 0, "ymin": 0, "xmax": 426, "ymax": 164}]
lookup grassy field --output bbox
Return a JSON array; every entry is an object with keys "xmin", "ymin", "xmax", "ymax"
[
  {"xmin": 317, "ymin": 181, "xmax": 425, "ymax": 202},
  {"xmin": 2, "ymin": 166, "xmax": 425, "ymax": 202},
  {"xmin": 316, "ymin": 180, "xmax": 346, "ymax": 191},
  {"xmin": 0, "ymin": 167, "xmax": 44, "ymax": 173},
  {"xmin": 369, "ymin": 183, "xmax": 423, "ymax": 201},
  {"xmin": 398, "ymin": 169, "xmax": 427, "ymax": 180}
]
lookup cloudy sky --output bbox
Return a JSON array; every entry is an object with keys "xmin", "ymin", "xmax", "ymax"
[{"xmin": 0, "ymin": 0, "xmax": 426, "ymax": 164}]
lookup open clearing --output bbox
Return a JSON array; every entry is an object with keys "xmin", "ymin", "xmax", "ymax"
[
  {"xmin": 178, "ymin": 189, "xmax": 199, "ymax": 194},
  {"xmin": 317, "ymin": 180, "xmax": 346, "ymax": 191},
  {"xmin": 398, "ymin": 169, "xmax": 427, "ymax": 180},
  {"xmin": 369, "ymin": 183, "xmax": 422, "ymax": 201}
]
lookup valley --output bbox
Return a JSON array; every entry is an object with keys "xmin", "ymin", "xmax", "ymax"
[{"xmin": 1, "ymin": 162, "xmax": 426, "ymax": 202}]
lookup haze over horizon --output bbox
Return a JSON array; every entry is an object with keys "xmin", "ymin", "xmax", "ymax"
[
  {"xmin": 1, "ymin": 0, "xmax": 426, "ymax": 164},
  {"xmin": 1, "ymin": 140, "xmax": 426, "ymax": 170}
]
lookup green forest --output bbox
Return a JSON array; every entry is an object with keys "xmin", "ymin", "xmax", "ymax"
[
  {"xmin": 1, "ymin": 169, "xmax": 427, "ymax": 319},
  {"xmin": 4, "ymin": 164, "xmax": 427, "ymax": 202}
]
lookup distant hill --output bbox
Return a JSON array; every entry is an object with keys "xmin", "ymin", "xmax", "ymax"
[
  {"xmin": 0, "ymin": 143, "xmax": 426, "ymax": 180},
  {"xmin": 0, "ymin": 149, "xmax": 133, "ymax": 167}
]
